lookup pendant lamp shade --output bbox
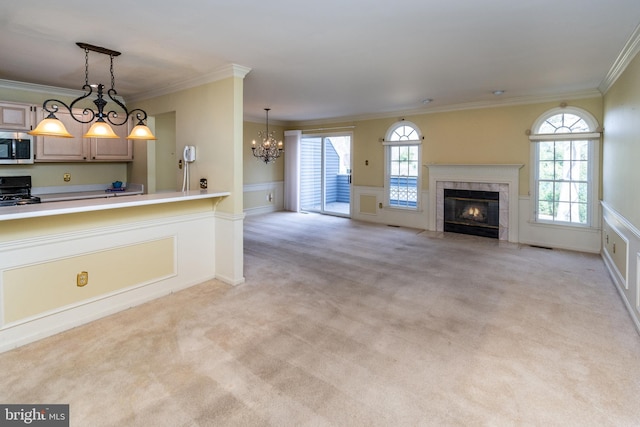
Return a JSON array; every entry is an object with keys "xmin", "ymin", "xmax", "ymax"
[
  {"xmin": 83, "ymin": 120, "xmax": 119, "ymax": 138},
  {"xmin": 127, "ymin": 122, "xmax": 157, "ymax": 140},
  {"xmin": 28, "ymin": 117, "xmax": 73, "ymax": 138}
]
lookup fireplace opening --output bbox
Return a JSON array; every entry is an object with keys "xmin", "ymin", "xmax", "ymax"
[{"xmin": 444, "ymin": 189, "xmax": 499, "ymax": 238}]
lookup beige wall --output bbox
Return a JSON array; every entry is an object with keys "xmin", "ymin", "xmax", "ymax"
[
  {"xmin": 243, "ymin": 120, "xmax": 285, "ymax": 185},
  {"xmin": 130, "ymin": 76, "xmax": 244, "ymax": 214},
  {"xmin": 603, "ymin": 53, "xmax": 640, "ymax": 227},
  {"xmin": 242, "ymin": 120, "xmax": 285, "ymax": 212},
  {"xmin": 292, "ymin": 97, "xmax": 603, "ymax": 196},
  {"xmin": 155, "ymin": 111, "xmax": 177, "ymax": 191}
]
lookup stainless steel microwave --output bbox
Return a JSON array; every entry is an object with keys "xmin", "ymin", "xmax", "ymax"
[{"xmin": 0, "ymin": 131, "xmax": 34, "ymax": 164}]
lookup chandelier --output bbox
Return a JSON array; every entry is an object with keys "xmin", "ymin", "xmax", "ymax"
[
  {"xmin": 28, "ymin": 42, "xmax": 156, "ymax": 140},
  {"xmin": 251, "ymin": 108, "xmax": 283, "ymax": 164}
]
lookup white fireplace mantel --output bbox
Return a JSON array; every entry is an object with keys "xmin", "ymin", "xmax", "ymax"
[{"xmin": 426, "ymin": 164, "xmax": 523, "ymax": 242}]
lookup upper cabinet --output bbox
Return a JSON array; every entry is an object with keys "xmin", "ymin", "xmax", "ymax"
[
  {"xmin": 35, "ymin": 108, "xmax": 133, "ymax": 162},
  {"xmin": 0, "ymin": 102, "xmax": 36, "ymax": 130},
  {"xmin": 90, "ymin": 120, "xmax": 133, "ymax": 161},
  {"xmin": 35, "ymin": 110, "xmax": 86, "ymax": 161}
]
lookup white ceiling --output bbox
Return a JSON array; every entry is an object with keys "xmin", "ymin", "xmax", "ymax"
[{"xmin": 1, "ymin": 1, "xmax": 640, "ymax": 123}]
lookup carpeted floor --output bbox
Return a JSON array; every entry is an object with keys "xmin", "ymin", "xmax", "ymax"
[{"xmin": 1, "ymin": 211, "xmax": 639, "ymax": 426}]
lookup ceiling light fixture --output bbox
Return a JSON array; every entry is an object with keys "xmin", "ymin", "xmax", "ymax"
[
  {"xmin": 29, "ymin": 42, "xmax": 156, "ymax": 140},
  {"xmin": 492, "ymin": 90, "xmax": 505, "ymax": 96},
  {"xmin": 251, "ymin": 108, "xmax": 283, "ymax": 164},
  {"xmin": 422, "ymin": 98, "xmax": 433, "ymax": 104}
]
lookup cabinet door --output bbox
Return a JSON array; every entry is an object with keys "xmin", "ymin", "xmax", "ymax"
[
  {"xmin": 0, "ymin": 102, "xmax": 35, "ymax": 130},
  {"xmin": 90, "ymin": 120, "xmax": 133, "ymax": 161},
  {"xmin": 35, "ymin": 109, "xmax": 88, "ymax": 162}
]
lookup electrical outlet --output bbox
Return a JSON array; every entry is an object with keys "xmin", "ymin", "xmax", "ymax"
[
  {"xmin": 63, "ymin": 173, "xmax": 71, "ymax": 182},
  {"xmin": 199, "ymin": 178, "xmax": 208, "ymax": 189},
  {"xmin": 77, "ymin": 271, "xmax": 88, "ymax": 287},
  {"xmin": 267, "ymin": 193, "xmax": 273, "ymax": 202}
]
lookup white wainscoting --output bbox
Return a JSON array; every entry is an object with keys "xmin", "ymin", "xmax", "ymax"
[
  {"xmin": 351, "ymin": 185, "xmax": 601, "ymax": 253},
  {"xmin": 601, "ymin": 202, "xmax": 640, "ymax": 334},
  {"xmin": 518, "ymin": 196, "xmax": 602, "ymax": 253},
  {"xmin": 0, "ymin": 211, "xmax": 217, "ymax": 352},
  {"xmin": 244, "ymin": 181, "xmax": 284, "ymax": 216},
  {"xmin": 352, "ymin": 185, "xmax": 430, "ymax": 230}
]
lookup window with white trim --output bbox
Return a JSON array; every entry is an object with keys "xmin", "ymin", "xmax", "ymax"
[
  {"xmin": 384, "ymin": 121, "xmax": 422, "ymax": 209},
  {"xmin": 530, "ymin": 107, "xmax": 600, "ymax": 226}
]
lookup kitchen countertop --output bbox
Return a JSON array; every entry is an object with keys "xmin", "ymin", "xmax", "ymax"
[
  {"xmin": 0, "ymin": 190, "xmax": 230, "ymax": 221},
  {"xmin": 33, "ymin": 183, "xmax": 145, "ymax": 202}
]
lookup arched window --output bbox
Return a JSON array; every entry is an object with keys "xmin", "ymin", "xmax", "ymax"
[
  {"xmin": 383, "ymin": 121, "xmax": 422, "ymax": 209},
  {"xmin": 529, "ymin": 107, "xmax": 600, "ymax": 226}
]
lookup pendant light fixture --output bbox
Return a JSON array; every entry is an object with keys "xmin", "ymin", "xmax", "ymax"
[
  {"xmin": 251, "ymin": 108, "xmax": 283, "ymax": 164},
  {"xmin": 29, "ymin": 42, "xmax": 156, "ymax": 140}
]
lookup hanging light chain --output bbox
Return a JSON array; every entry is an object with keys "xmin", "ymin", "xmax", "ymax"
[
  {"xmin": 110, "ymin": 54, "xmax": 115, "ymax": 91},
  {"xmin": 84, "ymin": 47, "xmax": 89, "ymax": 87}
]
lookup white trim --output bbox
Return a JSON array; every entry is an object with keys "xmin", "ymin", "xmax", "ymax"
[
  {"xmin": 600, "ymin": 202, "xmax": 640, "ymax": 335},
  {"xmin": 384, "ymin": 120, "xmax": 423, "ymax": 142},
  {"xmin": 127, "ymin": 63, "xmax": 252, "ymax": 103},
  {"xmin": 599, "ymin": 22, "xmax": 640, "ymax": 94},
  {"xmin": 0, "ymin": 78, "xmax": 97, "ymax": 99},
  {"xmin": 528, "ymin": 132, "xmax": 601, "ymax": 141},
  {"xmin": 603, "ymin": 217, "xmax": 629, "ymax": 290},
  {"xmin": 601, "ymin": 201, "xmax": 640, "ymax": 240},
  {"xmin": 382, "ymin": 140, "xmax": 422, "ymax": 146},
  {"xmin": 214, "ymin": 211, "xmax": 245, "ymax": 286},
  {"xmin": 531, "ymin": 106, "xmax": 600, "ymax": 133},
  {"xmin": 243, "ymin": 181, "xmax": 283, "ymax": 193}
]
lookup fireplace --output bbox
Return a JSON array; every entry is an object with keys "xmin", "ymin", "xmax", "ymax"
[
  {"xmin": 427, "ymin": 164, "xmax": 523, "ymax": 242},
  {"xmin": 444, "ymin": 189, "xmax": 499, "ymax": 238}
]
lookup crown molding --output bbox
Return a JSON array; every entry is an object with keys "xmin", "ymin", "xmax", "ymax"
[
  {"xmin": 0, "ymin": 78, "xmax": 87, "ymax": 98},
  {"xmin": 599, "ymin": 22, "xmax": 640, "ymax": 94},
  {"xmin": 0, "ymin": 78, "xmax": 127, "ymax": 103},
  {"xmin": 290, "ymin": 89, "xmax": 603, "ymax": 127},
  {"xmin": 127, "ymin": 63, "xmax": 251, "ymax": 103}
]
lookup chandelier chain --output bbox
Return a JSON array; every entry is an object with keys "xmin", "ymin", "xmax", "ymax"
[
  {"xmin": 110, "ymin": 55, "xmax": 115, "ymax": 91},
  {"xmin": 84, "ymin": 48, "xmax": 89, "ymax": 87}
]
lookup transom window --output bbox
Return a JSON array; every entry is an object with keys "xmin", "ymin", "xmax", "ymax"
[
  {"xmin": 530, "ymin": 107, "xmax": 600, "ymax": 226},
  {"xmin": 384, "ymin": 121, "xmax": 422, "ymax": 209}
]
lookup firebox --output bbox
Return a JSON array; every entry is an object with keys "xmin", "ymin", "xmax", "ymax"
[{"xmin": 444, "ymin": 189, "xmax": 499, "ymax": 238}]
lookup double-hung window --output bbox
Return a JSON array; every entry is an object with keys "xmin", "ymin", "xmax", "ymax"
[
  {"xmin": 529, "ymin": 107, "xmax": 600, "ymax": 226},
  {"xmin": 384, "ymin": 121, "xmax": 422, "ymax": 209}
]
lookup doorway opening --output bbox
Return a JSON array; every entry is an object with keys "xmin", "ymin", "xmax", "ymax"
[{"xmin": 300, "ymin": 134, "xmax": 351, "ymax": 217}]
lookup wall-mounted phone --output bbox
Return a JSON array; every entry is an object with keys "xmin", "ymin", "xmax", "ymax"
[
  {"xmin": 181, "ymin": 145, "xmax": 196, "ymax": 191},
  {"xmin": 184, "ymin": 145, "xmax": 196, "ymax": 162}
]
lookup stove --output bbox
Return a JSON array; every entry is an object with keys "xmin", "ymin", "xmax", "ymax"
[{"xmin": 0, "ymin": 176, "xmax": 41, "ymax": 206}]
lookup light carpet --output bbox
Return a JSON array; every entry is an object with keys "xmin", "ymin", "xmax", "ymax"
[{"xmin": 1, "ymin": 211, "xmax": 639, "ymax": 426}]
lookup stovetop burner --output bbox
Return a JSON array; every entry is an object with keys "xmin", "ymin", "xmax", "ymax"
[{"xmin": 0, "ymin": 176, "xmax": 41, "ymax": 207}]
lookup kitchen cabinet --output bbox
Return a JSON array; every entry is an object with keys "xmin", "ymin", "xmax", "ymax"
[
  {"xmin": 35, "ymin": 108, "xmax": 133, "ymax": 162},
  {"xmin": 0, "ymin": 101, "xmax": 35, "ymax": 130}
]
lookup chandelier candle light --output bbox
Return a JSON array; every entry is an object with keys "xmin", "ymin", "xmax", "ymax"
[
  {"xmin": 29, "ymin": 42, "xmax": 156, "ymax": 140},
  {"xmin": 252, "ymin": 108, "xmax": 283, "ymax": 164}
]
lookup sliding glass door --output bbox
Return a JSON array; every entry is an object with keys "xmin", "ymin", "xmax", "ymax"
[{"xmin": 300, "ymin": 134, "xmax": 351, "ymax": 217}]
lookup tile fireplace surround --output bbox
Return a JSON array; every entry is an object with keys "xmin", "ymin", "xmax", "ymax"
[{"xmin": 427, "ymin": 164, "xmax": 523, "ymax": 242}]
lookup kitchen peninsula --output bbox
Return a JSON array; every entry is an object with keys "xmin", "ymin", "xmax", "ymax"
[{"xmin": 0, "ymin": 189, "xmax": 230, "ymax": 352}]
